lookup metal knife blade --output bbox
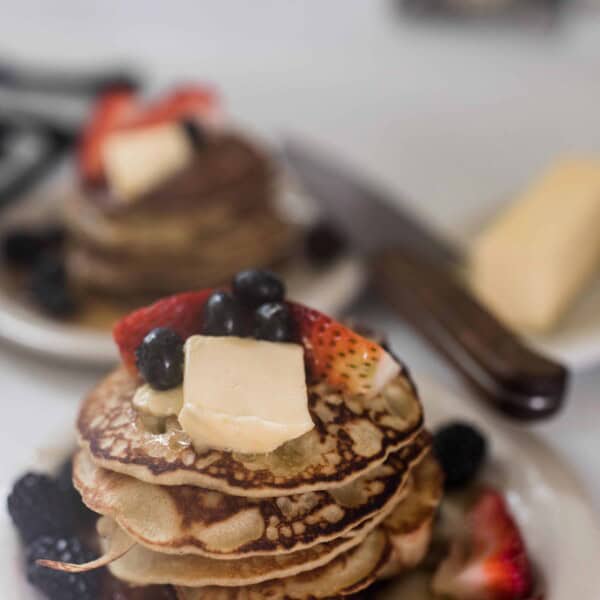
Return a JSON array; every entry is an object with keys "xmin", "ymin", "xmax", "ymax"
[{"xmin": 284, "ymin": 140, "xmax": 568, "ymax": 420}]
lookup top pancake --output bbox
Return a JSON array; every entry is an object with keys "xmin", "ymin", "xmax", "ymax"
[{"xmin": 78, "ymin": 368, "xmax": 423, "ymax": 497}]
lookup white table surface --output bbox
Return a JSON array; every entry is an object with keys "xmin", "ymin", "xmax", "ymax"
[{"xmin": 0, "ymin": 0, "xmax": 599, "ymax": 531}]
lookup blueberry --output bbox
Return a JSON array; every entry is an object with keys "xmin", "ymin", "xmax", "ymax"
[
  {"xmin": 181, "ymin": 118, "xmax": 208, "ymax": 150},
  {"xmin": 7, "ymin": 473, "xmax": 74, "ymax": 544},
  {"xmin": 202, "ymin": 291, "xmax": 245, "ymax": 336},
  {"xmin": 304, "ymin": 222, "xmax": 346, "ymax": 266},
  {"xmin": 232, "ymin": 269, "xmax": 285, "ymax": 309},
  {"xmin": 26, "ymin": 535, "xmax": 100, "ymax": 600},
  {"xmin": 433, "ymin": 421, "xmax": 487, "ymax": 490},
  {"xmin": 253, "ymin": 302, "xmax": 293, "ymax": 342},
  {"xmin": 29, "ymin": 255, "xmax": 77, "ymax": 318},
  {"xmin": 135, "ymin": 327, "xmax": 184, "ymax": 390}
]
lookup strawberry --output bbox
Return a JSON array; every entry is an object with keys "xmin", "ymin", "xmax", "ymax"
[
  {"xmin": 432, "ymin": 488, "xmax": 534, "ymax": 600},
  {"xmin": 78, "ymin": 88, "xmax": 138, "ymax": 184},
  {"xmin": 78, "ymin": 85, "xmax": 219, "ymax": 185},
  {"xmin": 113, "ymin": 290, "xmax": 213, "ymax": 373},
  {"xmin": 123, "ymin": 85, "xmax": 219, "ymax": 130},
  {"xmin": 288, "ymin": 302, "xmax": 399, "ymax": 397}
]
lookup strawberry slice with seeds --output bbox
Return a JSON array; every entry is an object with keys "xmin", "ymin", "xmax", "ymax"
[
  {"xmin": 433, "ymin": 488, "xmax": 534, "ymax": 600},
  {"xmin": 78, "ymin": 88, "xmax": 138, "ymax": 184},
  {"xmin": 288, "ymin": 302, "xmax": 400, "ymax": 397},
  {"xmin": 113, "ymin": 290, "xmax": 213, "ymax": 373}
]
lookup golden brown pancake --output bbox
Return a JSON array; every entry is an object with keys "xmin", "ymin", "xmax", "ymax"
[
  {"xmin": 73, "ymin": 433, "xmax": 429, "ymax": 558},
  {"xmin": 78, "ymin": 368, "xmax": 424, "ymax": 497},
  {"xmin": 173, "ymin": 527, "xmax": 390, "ymax": 600}
]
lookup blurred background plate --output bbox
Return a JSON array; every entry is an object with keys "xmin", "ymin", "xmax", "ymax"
[{"xmin": 1, "ymin": 375, "xmax": 598, "ymax": 599}]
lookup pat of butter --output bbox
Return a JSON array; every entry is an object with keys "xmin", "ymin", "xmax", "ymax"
[
  {"xmin": 132, "ymin": 384, "xmax": 183, "ymax": 418},
  {"xmin": 179, "ymin": 336, "xmax": 313, "ymax": 454},
  {"xmin": 102, "ymin": 122, "xmax": 193, "ymax": 202},
  {"xmin": 471, "ymin": 159, "xmax": 600, "ymax": 332}
]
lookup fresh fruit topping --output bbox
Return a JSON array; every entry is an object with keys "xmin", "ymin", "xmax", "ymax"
[
  {"xmin": 29, "ymin": 255, "xmax": 77, "ymax": 318},
  {"xmin": 254, "ymin": 302, "xmax": 292, "ymax": 342},
  {"xmin": 113, "ymin": 289, "xmax": 213, "ymax": 373},
  {"xmin": 55, "ymin": 458, "xmax": 96, "ymax": 529},
  {"xmin": 78, "ymin": 88, "xmax": 138, "ymax": 185},
  {"xmin": 433, "ymin": 421, "xmax": 487, "ymax": 490},
  {"xmin": 7, "ymin": 473, "xmax": 74, "ymax": 543},
  {"xmin": 181, "ymin": 118, "xmax": 208, "ymax": 150},
  {"xmin": 135, "ymin": 327, "xmax": 184, "ymax": 390},
  {"xmin": 26, "ymin": 536, "xmax": 100, "ymax": 600},
  {"xmin": 78, "ymin": 85, "xmax": 218, "ymax": 185},
  {"xmin": 1, "ymin": 225, "xmax": 66, "ymax": 267},
  {"xmin": 432, "ymin": 488, "xmax": 534, "ymax": 600},
  {"xmin": 202, "ymin": 291, "xmax": 244, "ymax": 337},
  {"xmin": 288, "ymin": 302, "xmax": 400, "ymax": 397},
  {"xmin": 232, "ymin": 269, "xmax": 285, "ymax": 308},
  {"xmin": 304, "ymin": 222, "xmax": 346, "ymax": 266}
]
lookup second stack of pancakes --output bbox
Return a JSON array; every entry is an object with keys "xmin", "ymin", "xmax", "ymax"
[{"xmin": 73, "ymin": 358, "xmax": 442, "ymax": 599}]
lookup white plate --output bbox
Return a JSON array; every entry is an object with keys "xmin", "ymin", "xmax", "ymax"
[{"xmin": 2, "ymin": 376, "xmax": 599, "ymax": 599}]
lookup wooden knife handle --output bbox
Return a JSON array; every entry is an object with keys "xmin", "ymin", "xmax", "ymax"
[{"xmin": 372, "ymin": 248, "xmax": 568, "ymax": 420}]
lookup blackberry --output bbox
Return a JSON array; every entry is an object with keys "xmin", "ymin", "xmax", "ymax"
[
  {"xmin": 253, "ymin": 302, "xmax": 292, "ymax": 342},
  {"xmin": 232, "ymin": 269, "xmax": 285, "ymax": 308},
  {"xmin": 2, "ymin": 225, "xmax": 66, "ymax": 267},
  {"xmin": 135, "ymin": 327, "xmax": 184, "ymax": 390},
  {"xmin": 433, "ymin": 421, "xmax": 488, "ymax": 490},
  {"xmin": 56, "ymin": 458, "xmax": 96, "ymax": 529},
  {"xmin": 26, "ymin": 535, "xmax": 100, "ymax": 600},
  {"xmin": 7, "ymin": 473, "xmax": 74, "ymax": 543},
  {"xmin": 202, "ymin": 291, "xmax": 245, "ymax": 337}
]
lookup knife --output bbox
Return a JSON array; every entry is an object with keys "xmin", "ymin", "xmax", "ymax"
[{"xmin": 284, "ymin": 141, "xmax": 568, "ymax": 420}]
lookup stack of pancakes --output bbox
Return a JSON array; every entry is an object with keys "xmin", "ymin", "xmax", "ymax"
[
  {"xmin": 65, "ymin": 132, "xmax": 295, "ymax": 298},
  {"xmin": 72, "ymin": 365, "xmax": 442, "ymax": 599}
]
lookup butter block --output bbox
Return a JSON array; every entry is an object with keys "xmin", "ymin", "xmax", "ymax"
[
  {"xmin": 102, "ymin": 122, "xmax": 193, "ymax": 202},
  {"xmin": 471, "ymin": 159, "xmax": 600, "ymax": 332},
  {"xmin": 179, "ymin": 336, "xmax": 313, "ymax": 454}
]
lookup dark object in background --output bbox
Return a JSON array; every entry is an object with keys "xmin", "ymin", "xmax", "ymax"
[
  {"xmin": 2, "ymin": 224, "xmax": 65, "ymax": 267},
  {"xmin": 396, "ymin": 0, "xmax": 565, "ymax": 22},
  {"xmin": 304, "ymin": 221, "xmax": 346, "ymax": 267},
  {"xmin": 433, "ymin": 421, "xmax": 487, "ymax": 490},
  {"xmin": 29, "ymin": 254, "xmax": 78, "ymax": 318}
]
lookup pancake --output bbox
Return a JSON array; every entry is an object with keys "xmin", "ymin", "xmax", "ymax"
[
  {"xmin": 102, "ymin": 514, "xmax": 375, "ymax": 587},
  {"xmin": 73, "ymin": 432, "xmax": 429, "ymax": 558},
  {"xmin": 78, "ymin": 368, "xmax": 423, "ymax": 497},
  {"xmin": 174, "ymin": 527, "xmax": 390, "ymax": 600}
]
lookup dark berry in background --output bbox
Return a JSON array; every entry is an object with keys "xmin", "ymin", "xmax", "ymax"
[
  {"xmin": 232, "ymin": 269, "xmax": 285, "ymax": 308},
  {"xmin": 26, "ymin": 535, "xmax": 100, "ymax": 600},
  {"xmin": 433, "ymin": 421, "xmax": 488, "ymax": 490},
  {"xmin": 202, "ymin": 291, "xmax": 245, "ymax": 337},
  {"xmin": 304, "ymin": 222, "xmax": 346, "ymax": 267},
  {"xmin": 29, "ymin": 255, "xmax": 77, "ymax": 318},
  {"xmin": 136, "ymin": 327, "xmax": 184, "ymax": 390},
  {"xmin": 254, "ymin": 302, "xmax": 293, "ymax": 343},
  {"xmin": 56, "ymin": 458, "xmax": 96, "ymax": 529},
  {"xmin": 2, "ymin": 225, "xmax": 66, "ymax": 267},
  {"xmin": 7, "ymin": 473, "xmax": 74, "ymax": 543}
]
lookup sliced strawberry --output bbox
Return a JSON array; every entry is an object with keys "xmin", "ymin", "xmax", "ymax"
[
  {"xmin": 78, "ymin": 88, "xmax": 139, "ymax": 184},
  {"xmin": 433, "ymin": 488, "xmax": 534, "ymax": 600},
  {"xmin": 123, "ymin": 85, "xmax": 219, "ymax": 130},
  {"xmin": 113, "ymin": 290, "xmax": 213, "ymax": 373},
  {"xmin": 288, "ymin": 302, "xmax": 399, "ymax": 397}
]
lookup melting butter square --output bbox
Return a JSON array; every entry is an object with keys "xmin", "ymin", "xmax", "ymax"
[{"xmin": 179, "ymin": 336, "xmax": 313, "ymax": 454}]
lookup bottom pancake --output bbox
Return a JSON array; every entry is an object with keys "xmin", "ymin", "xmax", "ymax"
[{"xmin": 174, "ymin": 527, "xmax": 390, "ymax": 600}]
